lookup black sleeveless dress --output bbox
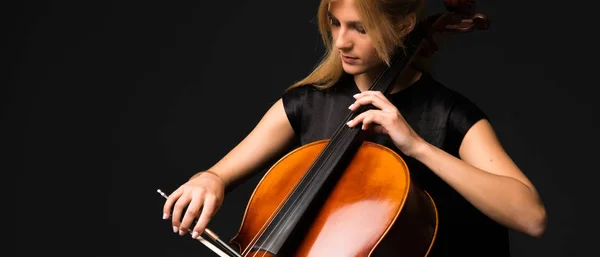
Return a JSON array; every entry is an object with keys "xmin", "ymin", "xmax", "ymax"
[{"xmin": 281, "ymin": 72, "xmax": 510, "ymax": 256}]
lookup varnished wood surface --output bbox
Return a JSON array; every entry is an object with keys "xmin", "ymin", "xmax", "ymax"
[{"xmin": 230, "ymin": 140, "xmax": 438, "ymax": 256}]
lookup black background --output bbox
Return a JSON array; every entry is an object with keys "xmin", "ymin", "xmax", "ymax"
[{"xmin": 7, "ymin": 0, "xmax": 598, "ymax": 256}]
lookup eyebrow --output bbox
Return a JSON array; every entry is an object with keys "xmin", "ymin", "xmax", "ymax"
[{"xmin": 327, "ymin": 11, "xmax": 363, "ymax": 26}]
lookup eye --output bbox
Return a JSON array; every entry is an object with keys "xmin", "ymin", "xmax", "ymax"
[
  {"xmin": 355, "ymin": 25, "xmax": 366, "ymax": 34},
  {"xmin": 328, "ymin": 16, "xmax": 340, "ymax": 27}
]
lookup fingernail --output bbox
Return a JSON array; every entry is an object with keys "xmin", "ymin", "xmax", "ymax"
[
  {"xmin": 192, "ymin": 231, "xmax": 199, "ymax": 239},
  {"xmin": 346, "ymin": 120, "xmax": 352, "ymax": 126},
  {"xmin": 348, "ymin": 104, "xmax": 354, "ymax": 109},
  {"xmin": 163, "ymin": 213, "xmax": 168, "ymax": 219},
  {"xmin": 173, "ymin": 226, "xmax": 178, "ymax": 233},
  {"xmin": 179, "ymin": 230, "xmax": 185, "ymax": 236},
  {"xmin": 353, "ymin": 93, "xmax": 360, "ymax": 98}
]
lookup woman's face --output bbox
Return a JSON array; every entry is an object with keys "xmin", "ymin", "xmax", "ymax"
[{"xmin": 328, "ymin": 0, "xmax": 384, "ymax": 76}]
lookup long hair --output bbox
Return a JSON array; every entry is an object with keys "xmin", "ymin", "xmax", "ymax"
[{"xmin": 287, "ymin": 0, "xmax": 425, "ymax": 91}]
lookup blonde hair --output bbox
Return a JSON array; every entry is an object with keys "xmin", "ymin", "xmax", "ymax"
[{"xmin": 287, "ymin": 0, "xmax": 425, "ymax": 91}]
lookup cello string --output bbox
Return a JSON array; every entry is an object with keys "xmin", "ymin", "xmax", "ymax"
[
  {"xmin": 247, "ymin": 48, "xmax": 406, "ymax": 257},
  {"xmin": 250, "ymin": 133, "xmax": 349, "ymax": 257},
  {"xmin": 250, "ymin": 28, "xmax": 419, "ymax": 257},
  {"xmin": 245, "ymin": 40, "xmax": 411, "ymax": 256},
  {"xmin": 240, "ymin": 156, "xmax": 330, "ymax": 256},
  {"xmin": 242, "ymin": 85, "xmax": 372, "ymax": 256},
  {"xmin": 253, "ymin": 40, "xmax": 413, "ymax": 256},
  {"xmin": 256, "ymin": 33, "xmax": 421, "ymax": 255},
  {"xmin": 252, "ymin": 114, "xmax": 370, "ymax": 257},
  {"xmin": 249, "ymin": 53, "xmax": 404, "ymax": 257},
  {"xmin": 246, "ymin": 136, "xmax": 347, "ymax": 256},
  {"xmin": 246, "ymin": 104, "xmax": 364, "ymax": 256}
]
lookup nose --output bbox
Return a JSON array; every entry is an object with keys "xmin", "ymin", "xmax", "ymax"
[{"xmin": 335, "ymin": 28, "xmax": 352, "ymax": 51}]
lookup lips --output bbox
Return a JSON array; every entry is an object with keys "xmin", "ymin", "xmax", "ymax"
[{"xmin": 341, "ymin": 54, "xmax": 358, "ymax": 65}]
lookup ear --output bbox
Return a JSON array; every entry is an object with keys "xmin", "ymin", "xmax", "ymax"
[{"xmin": 397, "ymin": 12, "xmax": 417, "ymax": 36}]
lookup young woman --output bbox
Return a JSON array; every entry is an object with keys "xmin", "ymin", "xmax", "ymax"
[{"xmin": 162, "ymin": 0, "xmax": 547, "ymax": 255}]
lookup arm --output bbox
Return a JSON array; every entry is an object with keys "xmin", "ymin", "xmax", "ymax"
[
  {"xmin": 347, "ymin": 90, "xmax": 547, "ymax": 238},
  {"xmin": 411, "ymin": 119, "xmax": 547, "ymax": 237},
  {"xmin": 195, "ymin": 98, "xmax": 296, "ymax": 190},
  {"xmin": 163, "ymin": 98, "xmax": 296, "ymax": 237}
]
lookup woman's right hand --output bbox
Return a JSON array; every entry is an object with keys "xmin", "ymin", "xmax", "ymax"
[{"xmin": 162, "ymin": 171, "xmax": 225, "ymax": 239}]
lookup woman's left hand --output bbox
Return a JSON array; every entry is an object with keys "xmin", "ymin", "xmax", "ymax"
[{"xmin": 347, "ymin": 90, "xmax": 424, "ymax": 157}]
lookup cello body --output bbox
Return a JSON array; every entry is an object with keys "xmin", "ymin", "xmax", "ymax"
[{"xmin": 230, "ymin": 140, "xmax": 438, "ymax": 256}]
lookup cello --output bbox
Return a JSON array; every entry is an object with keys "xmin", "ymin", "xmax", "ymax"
[{"xmin": 158, "ymin": 0, "xmax": 490, "ymax": 256}]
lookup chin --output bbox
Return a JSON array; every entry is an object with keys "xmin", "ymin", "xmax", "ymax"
[{"xmin": 342, "ymin": 64, "xmax": 366, "ymax": 75}]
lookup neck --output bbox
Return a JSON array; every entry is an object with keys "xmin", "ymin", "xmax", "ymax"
[{"xmin": 353, "ymin": 65, "xmax": 422, "ymax": 94}]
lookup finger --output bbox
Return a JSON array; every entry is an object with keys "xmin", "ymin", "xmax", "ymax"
[
  {"xmin": 179, "ymin": 190, "xmax": 205, "ymax": 235},
  {"xmin": 349, "ymin": 95, "xmax": 391, "ymax": 112},
  {"xmin": 347, "ymin": 110, "xmax": 379, "ymax": 128},
  {"xmin": 347, "ymin": 111, "xmax": 366, "ymax": 128},
  {"xmin": 350, "ymin": 110, "xmax": 393, "ymax": 131},
  {"xmin": 163, "ymin": 189, "xmax": 183, "ymax": 219},
  {"xmin": 372, "ymin": 124, "xmax": 388, "ymax": 134},
  {"xmin": 362, "ymin": 113, "xmax": 375, "ymax": 130},
  {"xmin": 354, "ymin": 90, "xmax": 386, "ymax": 99},
  {"xmin": 171, "ymin": 194, "xmax": 192, "ymax": 233},
  {"xmin": 191, "ymin": 194, "xmax": 218, "ymax": 239},
  {"xmin": 353, "ymin": 91, "xmax": 388, "ymax": 104},
  {"xmin": 360, "ymin": 111, "xmax": 389, "ymax": 131}
]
